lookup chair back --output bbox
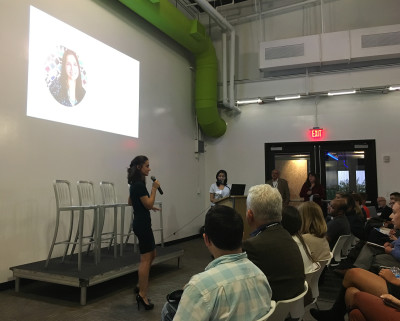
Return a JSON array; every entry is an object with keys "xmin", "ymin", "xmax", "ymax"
[
  {"xmin": 267, "ymin": 281, "xmax": 308, "ymax": 321},
  {"xmin": 77, "ymin": 181, "xmax": 96, "ymax": 206},
  {"xmin": 305, "ymin": 253, "xmax": 333, "ymax": 305},
  {"xmin": 100, "ymin": 181, "xmax": 117, "ymax": 205},
  {"xmin": 330, "ymin": 234, "xmax": 351, "ymax": 264},
  {"xmin": 341, "ymin": 234, "xmax": 355, "ymax": 257},
  {"xmin": 53, "ymin": 180, "xmax": 73, "ymax": 208},
  {"xmin": 256, "ymin": 301, "xmax": 276, "ymax": 321},
  {"xmin": 305, "ymin": 262, "xmax": 321, "ymax": 302}
]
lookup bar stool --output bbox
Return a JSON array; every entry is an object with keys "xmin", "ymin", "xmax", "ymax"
[
  {"xmin": 99, "ymin": 181, "xmax": 129, "ymax": 256},
  {"xmin": 45, "ymin": 180, "xmax": 98, "ymax": 271},
  {"xmin": 78, "ymin": 181, "xmax": 118, "ymax": 259}
]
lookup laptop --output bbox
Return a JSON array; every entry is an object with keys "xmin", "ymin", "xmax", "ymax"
[{"xmin": 230, "ymin": 184, "xmax": 246, "ymax": 196}]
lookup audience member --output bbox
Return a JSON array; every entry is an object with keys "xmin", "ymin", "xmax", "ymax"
[
  {"xmin": 352, "ymin": 193, "xmax": 368, "ymax": 221},
  {"xmin": 161, "ymin": 205, "xmax": 272, "ymax": 321},
  {"xmin": 242, "ymin": 184, "xmax": 305, "ymax": 301},
  {"xmin": 389, "ymin": 192, "xmax": 400, "ymax": 208},
  {"xmin": 282, "ymin": 205, "xmax": 318, "ymax": 273},
  {"xmin": 310, "ymin": 267, "xmax": 400, "ymax": 321},
  {"xmin": 334, "ymin": 197, "xmax": 399, "ymax": 275},
  {"xmin": 338, "ymin": 193, "xmax": 366, "ymax": 240},
  {"xmin": 326, "ymin": 199, "xmax": 351, "ymax": 249},
  {"xmin": 353, "ymin": 201, "xmax": 400, "ymax": 272},
  {"xmin": 359, "ymin": 192, "xmax": 370, "ymax": 219},
  {"xmin": 298, "ymin": 201, "xmax": 331, "ymax": 262},
  {"xmin": 266, "ymin": 169, "xmax": 290, "ymax": 207},
  {"xmin": 349, "ymin": 291, "xmax": 400, "ymax": 321},
  {"xmin": 377, "ymin": 196, "xmax": 393, "ymax": 220}
]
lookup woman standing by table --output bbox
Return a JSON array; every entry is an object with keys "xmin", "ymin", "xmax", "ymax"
[{"xmin": 127, "ymin": 155, "xmax": 160, "ymax": 311}]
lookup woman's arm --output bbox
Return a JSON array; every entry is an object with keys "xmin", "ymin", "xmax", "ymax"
[
  {"xmin": 381, "ymin": 294, "xmax": 400, "ymax": 310},
  {"xmin": 210, "ymin": 193, "xmax": 216, "ymax": 204},
  {"xmin": 379, "ymin": 269, "xmax": 400, "ymax": 287},
  {"xmin": 299, "ymin": 184, "xmax": 308, "ymax": 198},
  {"xmin": 140, "ymin": 180, "xmax": 160, "ymax": 210}
]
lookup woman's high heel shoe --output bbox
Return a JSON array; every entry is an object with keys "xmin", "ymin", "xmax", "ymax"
[{"xmin": 136, "ymin": 294, "xmax": 154, "ymax": 310}]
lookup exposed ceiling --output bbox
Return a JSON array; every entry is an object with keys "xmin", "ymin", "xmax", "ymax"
[{"xmin": 172, "ymin": 0, "xmax": 317, "ymax": 21}]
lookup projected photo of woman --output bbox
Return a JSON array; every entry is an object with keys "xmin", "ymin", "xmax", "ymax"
[{"xmin": 48, "ymin": 48, "xmax": 86, "ymax": 107}]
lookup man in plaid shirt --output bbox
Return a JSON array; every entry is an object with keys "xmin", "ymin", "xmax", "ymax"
[{"xmin": 161, "ymin": 205, "xmax": 272, "ymax": 321}]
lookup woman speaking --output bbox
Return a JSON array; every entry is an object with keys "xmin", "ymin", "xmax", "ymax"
[
  {"xmin": 127, "ymin": 155, "xmax": 160, "ymax": 311},
  {"xmin": 209, "ymin": 169, "xmax": 230, "ymax": 206}
]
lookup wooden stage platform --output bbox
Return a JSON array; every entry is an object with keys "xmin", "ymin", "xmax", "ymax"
[{"xmin": 10, "ymin": 244, "xmax": 184, "ymax": 305}]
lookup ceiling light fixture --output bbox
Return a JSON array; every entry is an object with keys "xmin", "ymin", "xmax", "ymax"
[
  {"xmin": 389, "ymin": 85, "xmax": 400, "ymax": 91},
  {"xmin": 274, "ymin": 94, "xmax": 301, "ymax": 101},
  {"xmin": 327, "ymin": 89, "xmax": 356, "ymax": 96},
  {"xmin": 236, "ymin": 98, "xmax": 262, "ymax": 105}
]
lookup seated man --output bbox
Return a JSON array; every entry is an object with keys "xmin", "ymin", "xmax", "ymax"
[
  {"xmin": 353, "ymin": 201, "xmax": 400, "ymax": 272},
  {"xmin": 326, "ymin": 199, "xmax": 351, "ymax": 249},
  {"xmin": 161, "ymin": 205, "xmax": 272, "ymax": 321},
  {"xmin": 376, "ymin": 196, "xmax": 392, "ymax": 220},
  {"xmin": 242, "ymin": 184, "xmax": 304, "ymax": 301}
]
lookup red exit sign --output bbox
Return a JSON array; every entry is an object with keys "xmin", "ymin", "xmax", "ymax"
[{"xmin": 309, "ymin": 128, "xmax": 324, "ymax": 140}]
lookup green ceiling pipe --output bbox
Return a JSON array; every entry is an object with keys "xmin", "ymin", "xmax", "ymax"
[{"xmin": 118, "ymin": 0, "xmax": 227, "ymax": 137}]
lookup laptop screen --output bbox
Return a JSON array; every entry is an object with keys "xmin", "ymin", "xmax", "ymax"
[{"xmin": 230, "ymin": 184, "xmax": 246, "ymax": 196}]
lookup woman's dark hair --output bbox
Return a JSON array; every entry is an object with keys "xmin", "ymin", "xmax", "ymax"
[
  {"xmin": 352, "ymin": 193, "xmax": 362, "ymax": 205},
  {"xmin": 127, "ymin": 155, "xmax": 148, "ymax": 184},
  {"xmin": 282, "ymin": 206, "xmax": 316, "ymax": 263},
  {"xmin": 60, "ymin": 49, "xmax": 85, "ymax": 102},
  {"xmin": 304, "ymin": 172, "xmax": 321, "ymax": 188},
  {"xmin": 215, "ymin": 169, "xmax": 228, "ymax": 187},
  {"xmin": 204, "ymin": 205, "xmax": 243, "ymax": 251},
  {"xmin": 341, "ymin": 193, "xmax": 363, "ymax": 218},
  {"xmin": 282, "ymin": 206, "xmax": 302, "ymax": 235}
]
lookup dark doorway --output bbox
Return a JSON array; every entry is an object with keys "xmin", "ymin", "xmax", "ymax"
[{"xmin": 265, "ymin": 140, "xmax": 377, "ymax": 206}]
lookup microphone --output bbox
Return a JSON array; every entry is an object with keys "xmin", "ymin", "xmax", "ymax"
[{"xmin": 151, "ymin": 176, "xmax": 164, "ymax": 195}]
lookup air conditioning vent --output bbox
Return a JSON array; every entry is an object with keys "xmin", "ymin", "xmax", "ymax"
[
  {"xmin": 265, "ymin": 44, "xmax": 304, "ymax": 60},
  {"xmin": 362, "ymin": 31, "xmax": 400, "ymax": 48},
  {"xmin": 260, "ymin": 24, "xmax": 400, "ymax": 71},
  {"xmin": 260, "ymin": 35, "xmax": 320, "ymax": 71}
]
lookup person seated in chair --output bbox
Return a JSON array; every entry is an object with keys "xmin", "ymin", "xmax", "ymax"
[
  {"xmin": 348, "ymin": 291, "xmax": 400, "ymax": 321},
  {"xmin": 377, "ymin": 196, "xmax": 393, "ymax": 220},
  {"xmin": 326, "ymin": 199, "xmax": 351, "ymax": 250},
  {"xmin": 352, "ymin": 201, "xmax": 400, "ymax": 272},
  {"xmin": 242, "ymin": 184, "xmax": 305, "ymax": 301},
  {"xmin": 311, "ymin": 267, "xmax": 400, "ymax": 321},
  {"xmin": 161, "ymin": 205, "xmax": 272, "ymax": 321}
]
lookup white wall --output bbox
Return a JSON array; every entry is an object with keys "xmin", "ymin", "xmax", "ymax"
[
  {"xmin": 0, "ymin": 0, "xmax": 207, "ymax": 283},
  {"xmin": 203, "ymin": 0, "xmax": 400, "ymax": 201},
  {"xmin": 205, "ymin": 91, "xmax": 400, "ymax": 198},
  {"xmin": 1, "ymin": 0, "xmax": 400, "ymax": 285}
]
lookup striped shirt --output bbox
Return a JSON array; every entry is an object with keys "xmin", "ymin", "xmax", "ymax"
[{"xmin": 173, "ymin": 252, "xmax": 272, "ymax": 321}]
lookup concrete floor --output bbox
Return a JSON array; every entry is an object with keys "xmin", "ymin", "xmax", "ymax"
[{"xmin": 0, "ymin": 237, "xmax": 346, "ymax": 321}]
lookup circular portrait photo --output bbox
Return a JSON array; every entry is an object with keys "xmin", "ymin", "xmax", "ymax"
[{"xmin": 45, "ymin": 46, "xmax": 87, "ymax": 107}]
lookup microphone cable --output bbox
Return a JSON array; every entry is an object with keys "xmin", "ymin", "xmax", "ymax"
[{"xmin": 164, "ymin": 205, "xmax": 211, "ymax": 241}]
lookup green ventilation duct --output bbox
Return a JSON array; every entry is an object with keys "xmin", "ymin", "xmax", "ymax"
[{"xmin": 118, "ymin": 0, "xmax": 227, "ymax": 137}]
